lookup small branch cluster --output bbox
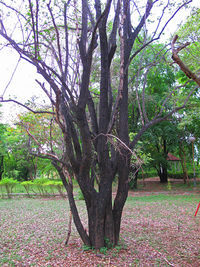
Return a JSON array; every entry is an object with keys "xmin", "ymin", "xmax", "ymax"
[{"xmin": 171, "ymin": 35, "xmax": 200, "ymax": 87}]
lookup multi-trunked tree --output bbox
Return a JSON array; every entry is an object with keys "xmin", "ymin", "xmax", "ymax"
[{"xmin": 0, "ymin": 0, "xmax": 197, "ymax": 248}]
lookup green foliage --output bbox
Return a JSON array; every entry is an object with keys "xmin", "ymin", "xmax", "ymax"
[
  {"xmin": 0, "ymin": 178, "xmax": 18, "ymax": 198},
  {"xmin": 37, "ymin": 159, "xmax": 58, "ymax": 179},
  {"xmin": 99, "ymin": 246, "xmax": 107, "ymax": 255},
  {"xmin": 33, "ymin": 178, "xmax": 50, "ymax": 184},
  {"xmin": 104, "ymin": 237, "xmax": 113, "ymax": 249},
  {"xmin": 44, "ymin": 180, "xmax": 65, "ymax": 197},
  {"xmin": 137, "ymin": 170, "xmax": 158, "ymax": 179},
  {"xmin": 1, "ymin": 125, "xmax": 39, "ymax": 181},
  {"xmin": 141, "ymin": 120, "xmax": 180, "ymax": 177},
  {"xmin": 53, "ymin": 181, "xmax": 65, "ymax": 197},
  {"xmin": 0, "ymin": 176, "xmax": 65, "ymax": 198},
  {"xmin": 21, "ymin": 181, "xmax": 34, "ymax": 197},
  {"xmin": 33, "ymin": 178, "xmax": 50, "ymax": 196},
  {"xmin": 177, "ymin": 8, "xmax": 200, "ymax": 73},
  {"xmin": 31, "ymin": 179, "xmax": 65, "ymax": 197},
  {"xmin": 17, "ymin": 111, "xmax": 63, "ymax": 159},
  {"xmin": 168, "ymin": 171, "xmax": 199, "ymax": 179},
  {"xmin": 0, "ymin": 177, "xmax": 19, "ymax": 185},
  {"xmin": 82, "ymin": 244, "xmax": 93, "ymax": 251},
  {"xmin": 0, "ymin": 123, "xmax": 7, "ymax": 154}
]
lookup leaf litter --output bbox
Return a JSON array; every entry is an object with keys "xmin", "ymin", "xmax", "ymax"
[{"xmin": 0, "ymin": 188, "xmax": 200, "ymax": 266}]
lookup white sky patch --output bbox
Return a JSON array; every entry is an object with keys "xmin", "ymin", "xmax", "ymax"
[{"xmin": 0, "ymin": 39, "xmax": 49, "ymax": 123}]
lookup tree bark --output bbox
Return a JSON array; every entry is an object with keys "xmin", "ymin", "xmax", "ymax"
[
  {"xmin": 179, "ymin": 141, "xmax": 189, "ymax": 184},
  {"xmin": 0, "ymin": 156, "xmax": 4, "ymax": 180},
  {"xmin": 159, "ymin": 165, "xmax": 168, "ymax": 183}
]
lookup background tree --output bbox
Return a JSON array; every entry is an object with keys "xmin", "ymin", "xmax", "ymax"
[
  {"xmin": 0, "ymin": 0, "xmax": 195, "ymax": 249},
  {"xmin": 2, "ymin": 125, "xmax": 37, "ymax": 180},
  {"xmin": 0, "ymin": 121, "xmax": 7, "ymax": 180},
  {"xmin": 171, "ymin": 8, "xmax": 200, "ymax": 181},
  {"xmin": 142, "ymin": 120, "xmax": 179, "ymax": 183}
]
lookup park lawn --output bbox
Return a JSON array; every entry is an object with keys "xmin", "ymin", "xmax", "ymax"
[{"xmin": 0, "ymin": 194, "xmax": 200, "ymax": 266}]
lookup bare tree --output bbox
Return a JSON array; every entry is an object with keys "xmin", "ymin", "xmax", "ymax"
[{"xmin": 0, "ymin": 0, "xmax": 195, "ymax": 248}]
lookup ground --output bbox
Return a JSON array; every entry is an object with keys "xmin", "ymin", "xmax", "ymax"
[{"xmin": 0, "ymin": 178, "xmax": 200, "ymax": 266}]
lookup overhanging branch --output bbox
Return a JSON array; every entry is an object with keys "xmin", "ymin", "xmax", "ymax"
[
  {"xmin": 171, "ymin": 35, "xmax": 200, "ymax": 87},
  {"xmin": 0, "ymin": 99, "xmax": 54, "ymax": 115}
]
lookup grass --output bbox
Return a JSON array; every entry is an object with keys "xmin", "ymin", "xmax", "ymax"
[
  {"xmin": 0, "ymin": 193, "xmax": 200, "ymax": 266},
  {"xmin": 127, "ymin": 193, "xmax": 199, "ymax": 202}
]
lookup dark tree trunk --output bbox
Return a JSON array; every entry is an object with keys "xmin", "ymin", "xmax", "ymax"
[
  {"xmin": 54, "ymin": 159, "xmax": 129, "ymax": 249},
  {"xmin": 158, "ymin": 164, "xmax": 168, "ymax": 183},
  {"xmin": 0, "ymin": 156, "xmax": 4, "ymax": 180},
  {"xmin": 87, "ymin": 194, "xmax": 115, "ymax": 248},
  {"xmin": 179, "ymin": 141, "xmax": 189, "ymax": 184},
  {"xmin": 158, "ymin": 139, "xmax": 168, "ymax": 183},
  {"xmin": 87, "ymin": 167, "xmax": 130, "ymax": 248}
]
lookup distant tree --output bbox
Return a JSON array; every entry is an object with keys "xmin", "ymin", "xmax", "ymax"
[
  {"xmin": 142, "ymin": 120, "xmax": 179, "ymax": 183},
  {"xmin": 2, "ymin": 126, "xmax": 37, "ymax": 180},
  {"xmin": 0, "ymin": 122, "xmax": 7, "ymax": 180},
  {"xmin": 17, "ymin": 110, "xmax": 60, "ymax": 179},
  {"xmin": 171, "ymin": 8, "xmax": 200, "ymax": 179}
]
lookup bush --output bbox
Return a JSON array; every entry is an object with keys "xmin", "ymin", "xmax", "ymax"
[
  {"xmin": 168, "ymin": 172, "xmax": 200, "ymax": 179},
  {"xmin": 43, "ymin": 180, "xmax": 65, "ymax": 197},
  {"xmin": 21, "ymin": 181, "xmax": 34, "ymax": 197},
  {"xmin": 0, "ymin": 178, "xmax": 19, "ymax": 198},
  {"xmin": 53, "ymin": 181, "xmax": 65, "ymax": 198},
  {"xmin": 137, "ymin": 171, "xmax": 157, "ymax": 179},
  {"xmin": 33, "ymin": 178, "xmax": 50, "ymax": 196}
]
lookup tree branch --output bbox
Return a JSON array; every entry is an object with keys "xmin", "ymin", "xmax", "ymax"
[
  {"xmin": 171, "ymin": 35, "xmax": 200, "ymax": 87},
  {"xmin": 130, "ymin": 86, "xmax": 198, "ymax": 150},
  {"xmin": 0, "ymin": 99, "xmax": 54, "ymax": 114}
]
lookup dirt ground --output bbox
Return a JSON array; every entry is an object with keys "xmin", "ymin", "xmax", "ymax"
[
  {"xmin": 1, "ymin": 178, "xmax": 200, "ymax": 267},
  {"xmin": 129, "ymin": 177, "xmax": 200, "ymax": 196}
]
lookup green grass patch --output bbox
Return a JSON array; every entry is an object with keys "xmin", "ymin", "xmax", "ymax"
[{"xmin": 127, "ymin": 194, "xmax": 199, "ymax": 203}]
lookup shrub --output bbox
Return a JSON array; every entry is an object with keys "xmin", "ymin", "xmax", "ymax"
[
  {"xmin": 168, "ymin": 172, "xmax": 200, "ymax": 179},
  {"xmin": 53, "ymin": 181, "xmax": 65, "ymax": 198},
  {"xmin": 0, "ymin": 178, "xmax": 18, "ymax": 198},
  {"xmin": 21, "ymin": 181, "xmax": 34, "ymax": 197},
  {"xmin": 43, "ymin": 180, "xmax": 65, "ymax": 197},
  {"xmin": 33, "ymin": 178, "xmax": 50, "ymax": 196},
  {"xmin": 43, "ymin": 181, "xmax": 56, "ymax": 195},
  {"xmin": 137, "ymin": 171, "xmax": 157, "ymax": 179}
]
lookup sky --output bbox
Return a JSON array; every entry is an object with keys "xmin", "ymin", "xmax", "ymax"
[
  {"xmin": 0, "ymin": 41, "xmax": 49, "ymax": 123},
  {"xmin": 0, "ymin": 0, "xmax": 200, "ymax": 124}
]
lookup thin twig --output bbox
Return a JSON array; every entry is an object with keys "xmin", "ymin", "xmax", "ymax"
[{"xmin": 1, "ymin": 56, "xmax": 21, "ymax": 98}]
